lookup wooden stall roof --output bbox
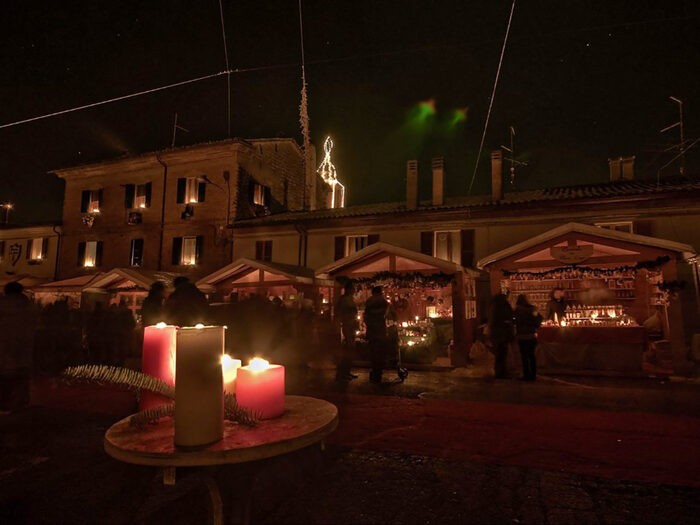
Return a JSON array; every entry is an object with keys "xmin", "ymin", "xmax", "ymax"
[
  {"xmin": 477, "ymin": 222, "xmax": 697, "ymax": 270},
  {"xmin": 30, "ymin": 273, "xmax": 104, "ymax": 293},
  {"xmin": 83, "ymin": 268, "xmax": 181, "ymax": 292},
  {"xmin": 197, "ymin": 258, "xmax": 316, "ymax": 292},
  {"xmin": 315, "ymin": 242, "xmax": 481, "ymax": 278}
]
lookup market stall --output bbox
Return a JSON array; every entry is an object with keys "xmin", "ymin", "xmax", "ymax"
[
  {"xmin": 478, "ymin": 222, "xmax": 696, "ymax": 375},
  {"xmin": 30, "ymin": 273, "xmax": 105, "ymax": 307},
  {"xmin": 316, "ymin": 242, "xmax": 479, "ymax": 366}
]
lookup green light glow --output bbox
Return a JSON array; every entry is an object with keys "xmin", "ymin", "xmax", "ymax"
[{"xmin": 449, "ymin": 107, "xmax": 468, "ymax": 127}]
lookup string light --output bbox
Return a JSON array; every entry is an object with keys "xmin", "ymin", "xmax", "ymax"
[{"xmin": 316, "ymin": 136, "xmax": 346, "ymax": 208}]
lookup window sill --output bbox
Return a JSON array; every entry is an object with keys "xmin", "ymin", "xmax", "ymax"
[{"xmin": 27, "ymin": 259, "xmax": 44, "ymax": 266}]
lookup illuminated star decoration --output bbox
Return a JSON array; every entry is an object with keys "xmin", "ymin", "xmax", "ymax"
[{"xmin": 317, "ymin": 136, "xmax": 345, "ymax": 208}]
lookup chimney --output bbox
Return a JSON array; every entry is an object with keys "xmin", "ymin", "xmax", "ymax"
[
  {"xmin": 608, "ymin": 156, "xmax": 635, "ymax": 181},
  {"xmin": 431, "ymin": 157, "xmax": 444, "ymax": 206},
  {"xmin": 406, "ymin": 160, "xmax": 419, "ymax": 210},
  {"xmin": 491, "ymin": 150, "xmax": 503, "ymax": 201}
]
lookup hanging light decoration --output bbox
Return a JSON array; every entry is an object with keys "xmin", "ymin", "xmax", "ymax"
[{"xmin": 316, "ymin": 136, "xmax": 346, "ymax": 208}]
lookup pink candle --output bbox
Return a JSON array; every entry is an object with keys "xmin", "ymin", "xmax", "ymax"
[
  {"xmin": 140, "ymin": 323, "xmax": 176, "ymax": 411},
  {"xmin": 235, "ymin": 358, "xmax": 285, "ymax": 419},
  {"xmin": 221, "ymin": 355, "xmax": 241, "ymax": 396}
]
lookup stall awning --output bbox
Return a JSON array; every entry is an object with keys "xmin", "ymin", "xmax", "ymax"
[
  {"xmin": 197, "ymin": 258, "xmax": 315, "ymax": 293},
  {"xmin": 315, "ymin": 242, "xmax": 481, "ymax": 278},
  {"xmin": 30, "ymin": 273, "xmax": 104, "ymax": 294},
  {"xmin": 477, "ymin": 222, "xmax": 697, "ymax": 270},
  {"xmin": 83, "ymin": 268, "xmax": 181, "ymax": 292}
]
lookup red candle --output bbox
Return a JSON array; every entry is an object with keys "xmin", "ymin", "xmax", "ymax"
[
  {"xmin": 236, "ymin": 358, "xmax": 285, "ymax": 419},
  {"xmin": 140, "ymin": 323, "xmax": 176, "ymax": 411}
]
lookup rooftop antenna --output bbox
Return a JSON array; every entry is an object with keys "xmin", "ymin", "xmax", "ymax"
[
  {"xmin": 500, "ymin": 125, "xmax": 527, "ymax": 184},
  {"xmin": 660, "ymin": 96, "xmax": 685, "ymax": 176},
  {"xmin": 171, "ymin": 113, "xmax": 189, "ymax": 148}
]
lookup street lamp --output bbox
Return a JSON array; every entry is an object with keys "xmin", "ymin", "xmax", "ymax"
[{"xmin": 1, "ymin": 203, "xmax": 12, "ymax": 225}]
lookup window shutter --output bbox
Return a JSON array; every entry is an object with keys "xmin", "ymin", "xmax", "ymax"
[
  {"xmin": 144, "ymin": 182, "xmax": 152, "ymax": 207},
  {"xmin": 41, "ymin": 237, "xmax": 49, "ymax": 259},
  {"xmin": 197, "ymin": 181, "xmax": 206, "ymax": 203},
  {"xmin": 124, "ymin": 184, "xmax": 135, "ymax": 209},
  {"xmin": 97, "ymin": 189, "xmax": 103, "ymax": 208},
  {"xmin": 176, "ymin": 178, "xmax": 186, "ymax": 204},
  {"xmin": 334, "ymin": 236, "xmax": 346, "ymax": 261},
  {"xmin": 80, "ymin": 190, "xmax": 90, "ymax": 213},
  {"xmin": 420, "ymin": 231, "xmax": 434, "ymax": 256},
  {"xmin": 460, "ymin": 229, "xmax": 475, "ymax": 267},
  {"xmin": 255, "ymin": 241, "xmax": 263, "ymax": 261},
  {"xmin": 25, "ymin": 239, "xmax": 32, "ymax": 259},
  {"xmin": 264, "ymin": 240, "xmax": 272, "ymax": 261},
  {"xmin": 95, "ymin": 241, "xmax": 103, "ymax": 267},
  {"xmin": 77, "ymin": 242, "xmax": 86, "ymax": 267},
  {"xmin": 172, "ymin": 237, "xmax": 183, "ymax": 265},
  {"xmin": 264, "ymin": 186, "xmax": 271, "ymax": 207},
  {"xmin": 195, "ymin": 236, "xmax": 203, "ymax": 263},
  {"xmin": 368, "ymin": 234, "xmax": 380, "ymax": 245}
]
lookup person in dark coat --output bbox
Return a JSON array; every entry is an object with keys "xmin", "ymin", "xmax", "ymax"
[
  {"xmin": 141, "ymin": 281, "xmax": 166, "ymax": 326},
  {"xmin": 0, "ymin": 282, "xmax": 38, "ymax": 411},
  {"xmin": 334, "ymin": 281, "xmax": 359, "ymax": 381},
  {"xmin": 164, "ymin": 277, "xmax": 209, "ymax": 327},
  {"xmin": 488, "ymin": 293, "xmax": 514, "ymax": 379},
  {"xmin": 514, "ymin": 294, "xmax": 543, "ymax": 381},
  {"xmin": 364, "ymin": 286, "xmax": 389, "ymax": 384},
  {"xmin": 545, "ymin": 287, "xmax": 567, "ymax": 322}
]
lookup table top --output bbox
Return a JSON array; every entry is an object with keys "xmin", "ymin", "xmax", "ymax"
[{"xmin": 104, "ymin": 395, "xmax": 338, "ymax": 467}]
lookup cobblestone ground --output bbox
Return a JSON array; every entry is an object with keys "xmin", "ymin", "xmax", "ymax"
[{"xmin": 1, "ymin": 407, "xmax": 698, "ymax": 525}]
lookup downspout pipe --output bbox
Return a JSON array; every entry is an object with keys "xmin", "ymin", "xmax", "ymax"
[
  {"xmin": 52, "ymin": 224, "xmax": 61, "ymax": 280},
  {"xmin": 155, "ymin": 154, "xmax": 168, "ymax": 271},
  {"xmin": 294, "ymin": 223, "xmax": 308, "ymax": 267}
]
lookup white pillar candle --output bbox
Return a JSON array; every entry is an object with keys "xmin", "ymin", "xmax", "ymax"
[
  {"xmin": 221, "ymin": 354, "xmax": 241, "ymax": 396},
  {"xmin": 175, "ymin": 325, "xmax": 225, "ymax": 447},
  {"xmin": 236, "ymin": 358, "xmax": 285, "ymax": 419}
]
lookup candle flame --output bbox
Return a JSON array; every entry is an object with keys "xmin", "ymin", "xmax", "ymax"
[
  {"xmin": 155, "ymin": 322, "xmax": 167, "ymax": 328},
  {"xmin": 561, "ymin": 319, "xmax": 567, "ymax": 327},
  {"xmin": 221, "ymin": 355, "xmax": 241, "ymax": 382},
  {"xmin": 195, "ymin": 323, "xmax": 205, "ymax": 329},
  {"xmin": 248, "ymin": 357, "xmax": 270, "ymax": 371}
]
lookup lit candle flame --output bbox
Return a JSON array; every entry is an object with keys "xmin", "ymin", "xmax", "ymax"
[
  {"xmin": 221, "ymin": 355, "xmax": 241, "ymax": 383},
  {"xmin": 195, "ymin": 323, "xmax": 205, "ymax": 329},
  {"xmin": 155, "ymin": 321, "xmax": 167, "ymax": 328},
  {"xmin": 248, "ymin": 357, "xmax": 270, "ymax": 371}
]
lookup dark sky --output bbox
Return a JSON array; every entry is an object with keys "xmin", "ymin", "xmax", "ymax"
[{"xmin": 1, "ymin": 1, "xmax": 698, "ymax": 225}]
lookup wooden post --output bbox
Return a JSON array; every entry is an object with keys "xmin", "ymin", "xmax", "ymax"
[{"xmin": 451, "ymin": 272, "xmax": 469, "ymax": 366}]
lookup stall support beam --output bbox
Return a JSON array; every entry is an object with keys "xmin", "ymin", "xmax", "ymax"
[{"xmin": 451, "ymin": 272, "xmax": 470, "ymax": 367}]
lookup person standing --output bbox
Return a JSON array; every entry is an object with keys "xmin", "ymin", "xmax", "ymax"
[
  {"xmin": 488, "ymin": 293, "xmax": 514, "ymax": 379},
  {"xmin": 546, "ymin": 287, "xmax": 568, "ymax": 322},
  {"xmin": 141, "ymin": 281, "xmax": 166, "ymax": 326},
  {"xmin": 164, "ymin": 277, "xmax": 209, "ymax": 327},
  {"xmin": 334, "ymin": 282, "xmax": 359, "ymax": 381},
  {"xmin": 364, "ymin": 286, "xmax": 388, "ymax": 384},
  {"xmin": 514, "ymin": 294, "xmax": 543, "ymax": 381}
]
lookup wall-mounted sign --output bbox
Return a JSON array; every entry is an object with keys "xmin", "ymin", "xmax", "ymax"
[{"xmin": 550, "ymin": 244, "xmax": 593, "ymax": 264}]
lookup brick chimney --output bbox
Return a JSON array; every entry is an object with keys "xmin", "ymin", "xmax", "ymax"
[
  {"xmin": 406, "ymin": 160, "xmax": 419, "ymax": 210},
  {"xmin": 609, "ymin": 156, "xmax": 635, "ymax": 181},
  {"xmin": 432, "ymin": 157, "xmax": 444, "ymax": 206},
  {"xmin": 491, "ymin": 150, "xmax": 503, "ymax": 201}
]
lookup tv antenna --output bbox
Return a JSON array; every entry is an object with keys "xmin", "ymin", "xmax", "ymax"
[
  {"xmin": 660, "ymin": 96, "xmax": 685, "ymax": 176},
  {"xmin": 171, "ymin": 113, "xmax": 190, "ymax": 148},
  {"xmin": 500, "ymin": 125, "xmax": 527, "ymax": 184}
]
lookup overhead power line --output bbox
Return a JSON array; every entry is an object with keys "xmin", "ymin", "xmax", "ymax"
[{"xmin": 218, "ymin": 0, "xmax": 232, "ymax": 137}]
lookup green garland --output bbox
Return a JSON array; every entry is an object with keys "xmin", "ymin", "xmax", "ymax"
[
  {"xmin": 502, "ymin": 255, "xmax": 670, "ymax": 280},
  {"xmin": 337, "ymin": 271, "xmax": 455, "ymax": 289}
]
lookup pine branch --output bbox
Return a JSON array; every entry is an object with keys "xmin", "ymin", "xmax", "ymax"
[
  {"xmin": 225, "ymin": 393, "xmax": 259, "ymax": 426},
  {"xmin": 129, "ymin": 403, "xmax": 174, "ymax": 428},
  {"xmin": 62, "ymin": 365, "xmax": 175, "ymax": 399}
]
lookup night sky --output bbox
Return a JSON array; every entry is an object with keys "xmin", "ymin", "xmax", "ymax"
[{"xmin": 1, "ymin": 1, "xmax": 698, "ymax": 225}]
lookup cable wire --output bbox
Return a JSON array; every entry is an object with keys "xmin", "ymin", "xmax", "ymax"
[
  {"xmin": 468, "ymin": 0, "xmax": 516, "ymax": 195},
  {"xmin": 218, "ymin": 0, "xmax": 232, "ymax": 137}
]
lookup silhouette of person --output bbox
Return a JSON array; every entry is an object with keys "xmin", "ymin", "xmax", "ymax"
[
  {"xmin": 141, "ymin": 281, "xmax": 166, "ymax": 326},
  {"xmin": 488, "ymin": 293, "xmax": 514, "ymax": 379},
  {"xmin": 334, "ymin": 281, "xmax": 358, "ymax": 381},
  {"xmin": 164, "ymin": 276, "xmax": 209, "ymax": 327},
  {"xmin": 364, "ymin": 286, "xmax": 388, "ymax": 384}
]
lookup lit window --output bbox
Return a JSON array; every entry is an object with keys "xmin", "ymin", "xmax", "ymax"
[
  {"xmin": 84, "ymin": 241, "xmax": 98, "ymax": 267},
  {"xmin": 434, "ymin": 231, "xmax": 461, "ymax": 263},
  {"xmin": 346, "ymin": 235, "xmax": 368, "ymax": 256},
  {"xmin": 182, "ymin": 236, "xmax": 197, "ymax": 265},
  {"xmin": 28, "ymin": 238, "xmax": 45, "ymax": 261},
  {"xmin": 253, "ymin": 184, "xmax": 266, "ymax": 206},
  {"xmin": 595, "ymin": 221, "xmax": 633, "ymax": 234},
  {"xmin": 134, "ymin": 184, "xmax": 148, "ymax": 208},
  {"xmin": 185, "ymin": 178, "xmax": 199, "ymax": 203},
  {"xmin": 88, "ymin": 191, "xmax": 101, "ymax": 213}
]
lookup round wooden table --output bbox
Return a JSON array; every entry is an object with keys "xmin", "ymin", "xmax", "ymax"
[{"xmin": 104, "ymin": 395, "xmax": 338, "ymax": 525}]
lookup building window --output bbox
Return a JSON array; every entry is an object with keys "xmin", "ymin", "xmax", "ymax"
[
  {"xmin": 346, "ymin": 235, "xmax": 368, "ymax": 256},
  {"xmin": 172, "ymin": 236, "xmax": 203, "ymax": 266},
  {"xmin": 125, "ymin": 183, "xmax": 152, "ymax": 209},
  {"xmin": 130, "ymin": 238, "xmax": 144, "ymax": 267},
  {"xmin": 80, "ymin": 189, "xmax": 102, "ymax": 214},
  {"xmin": 255, "ymin": 240, "xmax": 273, "ymax": 262},
  {"xmin": 595, "ymin": 221, "xmax": 633, "ymax": 234},
  {"xmin": 252, "ymin": 183, "xmax": 269, "ymax": 206},
  {"xmin": 78, "ymin": 240, "xmax": 103, "ymax": 268},
  {"xmin": 26, "ymin": 238, "xmax": 48, "ymax": 262},
  {"xmin": 433, "ymin": 231, "xmax": 461, "ymax": 264},
  {"xmin": 176, "ymin": 177, "xmax": 206, "ymax": 204}
]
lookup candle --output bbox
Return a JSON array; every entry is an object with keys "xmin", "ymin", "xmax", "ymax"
[
  {"xmin": 174, "ymin": 325, "xmax": 225, "ymax": 448},
  {"xmin": 236, "ymin": 358, "xmax": 285, "ymax": 419},
  {"xmin": 140, "ymin": 322, "xmax": 176, "ymax": 411},
  {"xmin": 221, "ymin": 354, "xmax": 241, "ymax": 396}
]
